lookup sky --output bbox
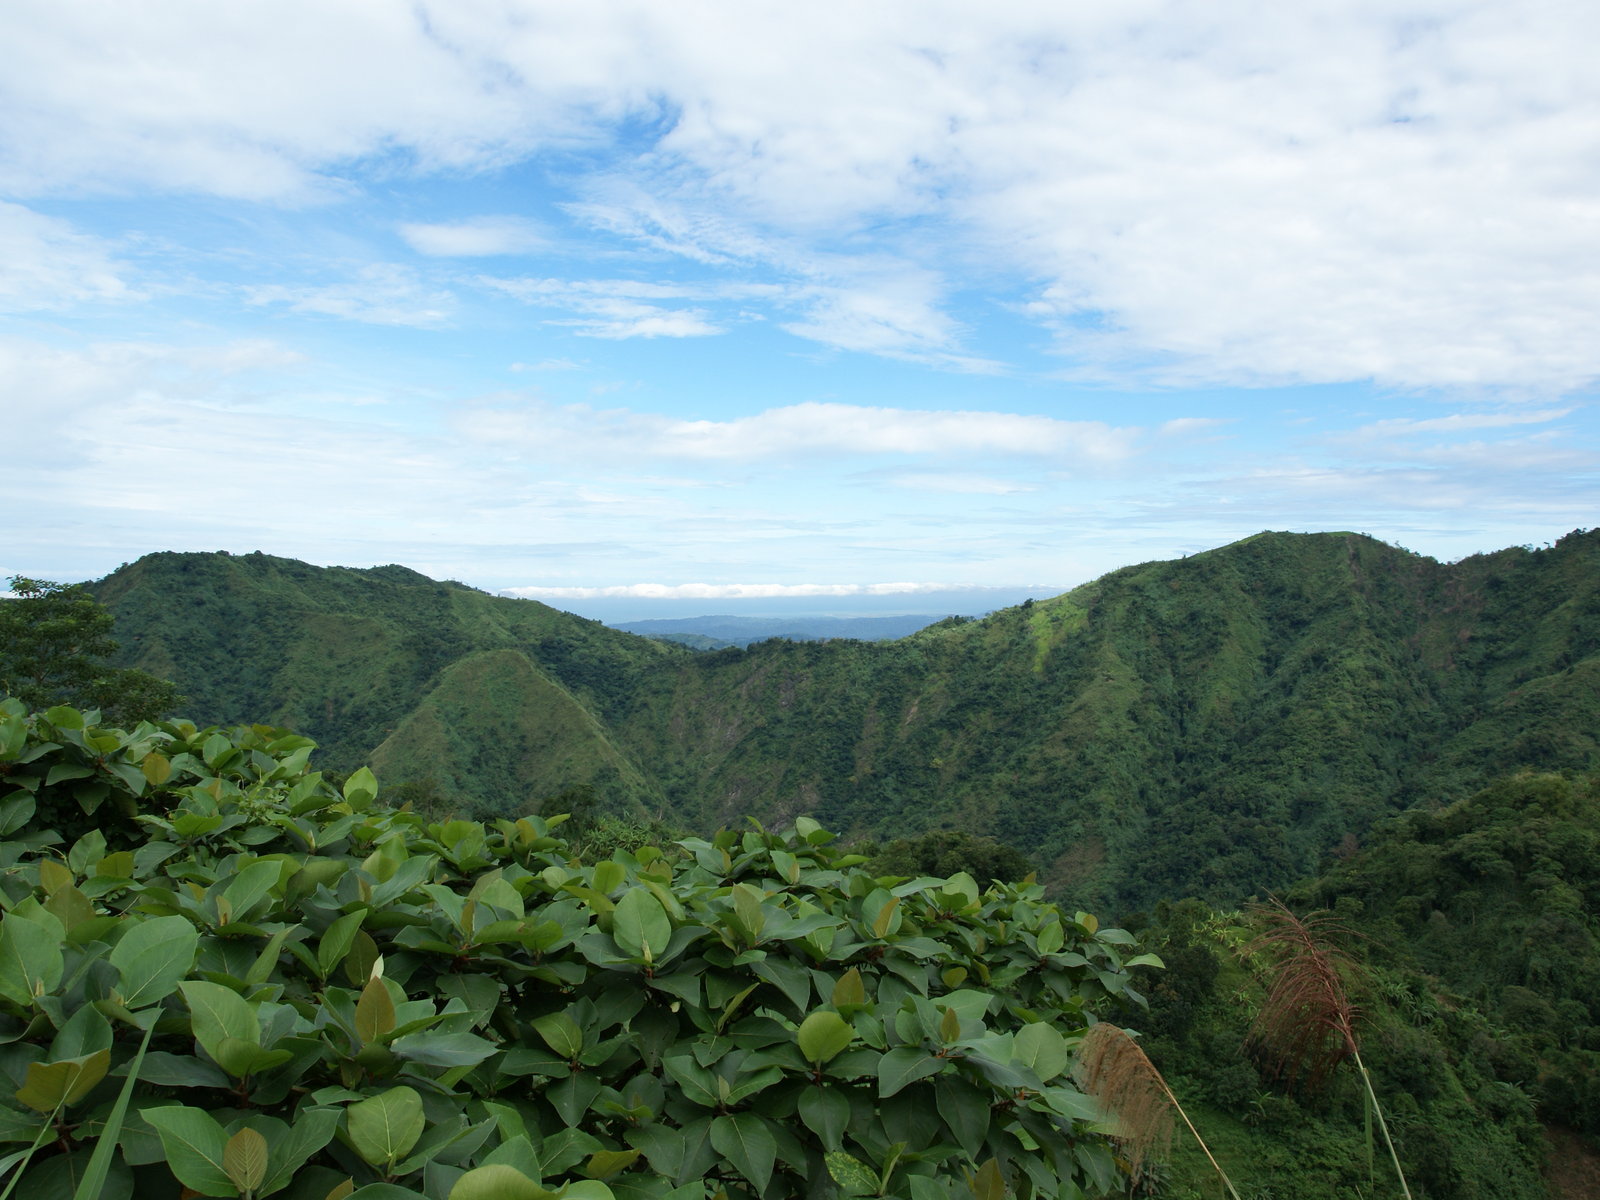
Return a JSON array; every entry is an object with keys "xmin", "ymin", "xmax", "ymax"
[{"xmin": 3, "ymin": 1, "xmax": 1597, "ymax": 620}]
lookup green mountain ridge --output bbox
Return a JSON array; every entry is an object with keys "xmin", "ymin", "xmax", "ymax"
[{"xmin": 92, "ymin": 529, "xmax": 1600, "ymax": 911}]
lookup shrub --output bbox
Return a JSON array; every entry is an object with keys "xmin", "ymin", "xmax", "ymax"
[{"xmin": 0, "ymin": 705, "xmax": 1156, "ymax": 1199}]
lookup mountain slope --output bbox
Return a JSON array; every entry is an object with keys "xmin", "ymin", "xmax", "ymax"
[{"xmin": 92, "ymin": 530, "xmax": 1600, "ymax": 909}]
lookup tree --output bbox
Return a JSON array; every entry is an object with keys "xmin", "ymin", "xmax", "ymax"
[
  {"xmin": 0, "ymin": 576, "xmax": 180, "ymax": 724},
  {"xmin": 866, "ymin": 829, "xmax": 1037, "ymax": 886}
]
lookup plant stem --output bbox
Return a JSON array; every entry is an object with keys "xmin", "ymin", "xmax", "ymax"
[
  {"xmin": 1350, "ymin": 1047, "xmax": 1412, "ymax": 1200},
  {"xmin": 0, "ymin": 1105, "xmax": 63, "ymax": 1200},
  {"xmin": 1156, "ymin": 1078, "xmax": 1245, "ymax": 1200}
]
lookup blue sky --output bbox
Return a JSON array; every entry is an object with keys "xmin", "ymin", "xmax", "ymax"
[{"xmin": 4, "ymin": 1, "xmax": 1597, "ymax": 619}]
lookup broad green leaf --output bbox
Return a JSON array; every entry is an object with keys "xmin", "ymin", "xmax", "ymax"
[
  {"xmin": 831, "ymin": 968, "xmax": 866, "ymax": 1009},
  {"xmin": 223, "ymin": 1127, "xmax": 268, "ymax": 1193},
  {"xmin": 939, "ymin": 1005, "xmax": 962, "ymax": 1044},
  {"xmin": 355, "ymin": 976, "xmax": 397, "ymax": 1045},
  {"xmin": 221, "ymin": 859, "xmax": 282, "ymax": 922},
  {"xmin": 613, "ymin": 887, "xmax": 670, "ymax": 962},
  {"xmin": 140, "ymin": 751, "xmax": 172, "ymax": 786},
  {"xmin": 1013, "ymin": 1023, "xmax": 1070, "ymax": 1082},
  {"xmin": 212, "ymin": 1037, "xmax": 293, "ymax": 1079},
  {"xmin": 871, "ymin": 894, "xmax": 902, "ymax": 939},
  {"xmin": 37, "ymin": 860, "xmax": 72, "ymax": 895},
  {"xmin": 531, "ymin": 1012, "xmax": 582, "ymax": 1060},
  {"xmin": 1125, "ymin": 953, "xmax": 1165, "ymax": 969},
  {"xmin": 825, "ymin": 1152, "xmax": 877, "ymax": 1198},
  {"xmin": 110, "ymin": 915, "xmax": 198, "ymax": 1010},
  {"xmin": 317, "ymin": 911, "xmax": 366, "ymax": 978},
  {"xmin": 797, "ymin": 1011, "xmax": 854, "ymax": 1065},
  {"xmin": 582, "ymin": 1149, "xmax": 640, "ymax": 1179},
  {"xmin": 710, "ymin": 1113, "xmax": 776, "ymax": 1195},
  {"xmin": 878, "ymin": 1047, "xmax": 947, "ymax": 1098},
  {"xmin": 0, "ymin": 914, "xmax": 63, "ymax": 1007},
  {"xmin": 343, "ymin": 931, "xmax": 381, "ymax": 986},
  {"xmin": 797, "ymin": 1087, "xmax": 849, "ymax": 1151},
  {"xmin": 95, "ymin": 850, "xmax": 135, "ymax": 879},
  {"xmin": 15, "ymin": 1051, "xmax": 110, "ymax": 1112},
  {"xmin": 181, "ymin": 980, "xmax": 258, "ymax": 1061},
  {"xmin": 935, "ymin": 1076, "xmax": 991, "ymax": 1160},
  {"xmin": 144, "ymin": 1105, "xmax": 236, "ymax": 1198},
  {"xmin": 731, "ymin": 884, "xmax": 765, "ymax": 945},
  {"xmin": 342, "ymin": 766, "xmax": 379, "ymax": 811},
  {"xmin": 448, "ymin": 1164, "xmax": 548, "ymax": 1200},
  {"xmin": 969, "ymin": 1157, "xmax": 1005, "ymax": 1200},
  {"xmin": 590, "ymin": 861, "xmax": 626, "ymax": 895},
  {"xmin": 389, "ymin": 1030, "xmax": 498, "ymax": 1068},
  {"xmin": 259, "ymin": 1106, "xmax": 342, "ymax": 1196},
  {"xmin": 51, "ymin": 1002, "xmax": 112, "ymax": 1060},
  {"xmin": 1035, "ymin": 920, "xmax": 1064, "ymax": 956},
  {"xmin": 44, "ymin": 885, "xmax": 96, "ymax": 935},
  {"xmin": 347, "ymin": 1086, "xmax": 425, "ymax": 1169}
]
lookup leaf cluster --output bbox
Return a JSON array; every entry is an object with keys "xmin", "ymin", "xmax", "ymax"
[{"xmin": 0, "ymin": 705, "xmax": 1159, "ymax": 1200}]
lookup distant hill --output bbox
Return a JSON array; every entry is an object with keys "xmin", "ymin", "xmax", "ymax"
[
  {"xmin": 92, "ymin": 529, "xmax": 1600, "ymax": 910},
  {"xmin": 609, "ymin": 613, "xmax": 953, "ymax": 648}
]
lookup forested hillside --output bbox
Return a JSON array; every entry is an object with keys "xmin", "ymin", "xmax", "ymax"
[{"xmin": 93, "ymin": 529, "xmax": 1600, "ymax": 910}]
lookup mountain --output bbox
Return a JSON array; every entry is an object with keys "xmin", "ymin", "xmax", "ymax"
[
  {"xmin": 92, "ymin": 529, "xmax": 1600, "ymax": 910},
  {"xmin": 609, "ymin": 613, "xmax": 953, "ymax": 647}
]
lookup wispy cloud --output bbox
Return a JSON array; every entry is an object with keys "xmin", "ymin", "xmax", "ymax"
[
  {"xmin": 480, "ymin": 275, "xmax": 737, "ymax": 338},
  {"xmin": 398, "ymin": 216, "xmax": 545, "ymax": 257},
  {"xmin": 1357, "ymin": 408, "xmax": 1574, "ymax": 437},
  {"xmin": 461, "ymin": 400, "xmax": 1140, "ymax": 463},
  {"xmin": 0, "ymin": 203, "xmax": 136, "ymax": 311},
  {"xmin": 244, "ymin": 264, "xmax": 455, "ymax": 327}
]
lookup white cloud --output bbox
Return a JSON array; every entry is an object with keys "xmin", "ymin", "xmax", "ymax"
[
  {"xmin": 398, "ymin": 217, "xmax": 545, "ymax": 257},
  {"xmin": 1357, "ymin": 408, "xmax": 1574, "ymax": 436},
  {"xmin": 510, "ymin": 358, "xmax": 583, "ymax": 372},
  {"xmin": 481, "ymin": 275, "xmax": 732, "ymax": 338},
  {"xmin": 0, "ymin": 202, "xmax": 135, "ymax": 311},
  {"xmin": 244, "ymin": 264, "xmax": 454, "ymax": 327},
  {"xmin": 461, "ymin": 399, "xmax": 1139, "ymax": 463},
  {"xmin": 13, "ymin": 3, "xmax": 1596, "ymax": 386}
]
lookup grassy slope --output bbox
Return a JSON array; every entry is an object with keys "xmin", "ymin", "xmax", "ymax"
[{"xmin": 95, "ymin": 530, "xmax": 1600, "ymax": 909}]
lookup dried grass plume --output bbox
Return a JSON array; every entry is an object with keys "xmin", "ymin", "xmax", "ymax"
[{"xmin": 1074, "ymin": 1022, "xmax": 1174, "ymax": 1178}]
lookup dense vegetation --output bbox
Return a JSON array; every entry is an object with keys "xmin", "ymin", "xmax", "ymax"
[
  {"xmin": 1128, "ymin": 769, "xmax": 1600, "ymax": 1199},
  {"xmin": 6, "ymin": 550, "xmax": 1600, "ymax": 1198},
  {"xmin": 0, "ymin": 578, "xmax": 180, "ymax": 727},
  {"xmin": 92, "ymin": 530, "xmax": 1600, "ymax": 910},
  {"xmin": 0, "ymin": 701, "xmax": 1162, "ymax": 1200}
]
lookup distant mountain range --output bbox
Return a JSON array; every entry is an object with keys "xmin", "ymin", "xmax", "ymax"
[
  {"xmin": 609, "ymin": 613, "xmax": 952, "ymax": 648},
  {"xmin": 92, "ymin": 529, "xmax": 1600, "ymax": 910}
]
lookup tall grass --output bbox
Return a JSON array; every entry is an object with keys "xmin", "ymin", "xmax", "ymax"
[
  {"xmin": 1075, "ymin": 1022, "xmax": 1244, "ymax": 1200},
  {"xmin": 1247, "ymin": 899, "xmax": 1412, "ymax": 1199}
]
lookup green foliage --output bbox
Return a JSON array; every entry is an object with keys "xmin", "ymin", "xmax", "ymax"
[
  {"xmin": 865, "ymin": 832, "xmax": 1036, "ymax": 889},
  {"xmin": 1120, "ymin": 769, "xmax": 1600, "ymax": 1200},
  {"xmin": 0, "ymin": 707, "xmax": 1158, "ymax": 1200},
  {"xmin": 90, "ymin": 531, "xmax": 1600, "ymax": 910},
  {"xmin": 0, "ymin": 578, "xmax": 180, "ymax": 726}
]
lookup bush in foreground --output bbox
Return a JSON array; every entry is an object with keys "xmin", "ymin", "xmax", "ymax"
[{"xmin": 0, "ymin": 703, "xmax": 1157, "ymax": 1199}]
